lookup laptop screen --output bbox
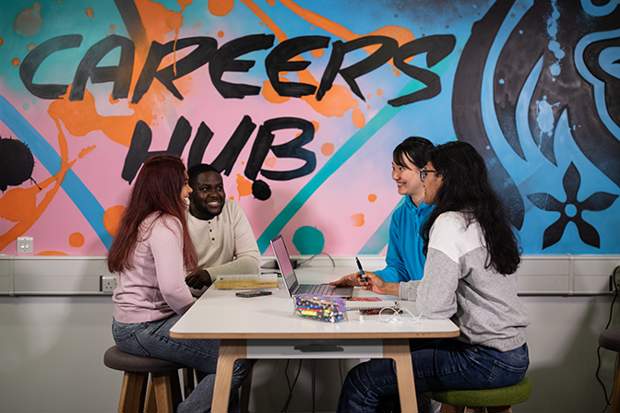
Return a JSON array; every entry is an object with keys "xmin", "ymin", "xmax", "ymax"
[{"xmin": 270, "ymin": 236, "xmax": 298, "ymax": 293}]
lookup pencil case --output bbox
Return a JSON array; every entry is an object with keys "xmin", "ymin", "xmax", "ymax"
[{"xmin": 293, "ymin": 294, "xmax": 346, "ymax": 323}]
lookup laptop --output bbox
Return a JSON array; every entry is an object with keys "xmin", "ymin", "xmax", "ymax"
[{"xmin": 270, "ymin": 235, "xmax": 353, "ymax": 298}]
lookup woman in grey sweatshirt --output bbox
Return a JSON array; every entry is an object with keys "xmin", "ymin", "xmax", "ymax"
[{"xmin": 337, "ymin": 141, "xmax": 529, "ymax": 413}]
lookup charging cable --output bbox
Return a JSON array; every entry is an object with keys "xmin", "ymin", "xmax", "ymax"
[
  {"xmin": 379, "ymin": 304, "xmax": 421, "ymax": 324},
  {"xmin": 297, "ymin": 252, "xmax": 336, "ymax": 268}
]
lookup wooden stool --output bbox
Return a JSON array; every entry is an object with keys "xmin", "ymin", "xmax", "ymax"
[
  {"xmin": 103, "ymin": 346, "xmax": 183, "ymax": 413},
  {"xmin": 429, "ymin": 378, "xmax": 531, "ymax": 413},
  {"xmin": 600, "ymin": 327, "xmax": 620, "ymax": 412}
]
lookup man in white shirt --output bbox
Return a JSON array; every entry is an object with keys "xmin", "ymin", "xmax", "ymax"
[{"xmin": 185, "ymin": 164, "xmax": 260, "ymax": 291}]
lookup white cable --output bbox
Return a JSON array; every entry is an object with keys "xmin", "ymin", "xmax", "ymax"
[
  {"xmin": 297, "ymin": 252, "xmax": 336, "ymax": 268},
  {"xmin": 378, "ymin": 304, "xmax": 422, "ymax": 324}
]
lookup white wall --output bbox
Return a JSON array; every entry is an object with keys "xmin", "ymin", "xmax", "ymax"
[
  {"xmin": 0, "ymin": 256, "xmax": 618, "ymax": 413},
  {"xmin": 0, "ymin": 296, "xmax": 118, "ymax": 413}
]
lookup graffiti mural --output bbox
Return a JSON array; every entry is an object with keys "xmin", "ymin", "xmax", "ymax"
[{"xmin": 0, "ymin": 0, "xmax": 618, "ymax": 256}]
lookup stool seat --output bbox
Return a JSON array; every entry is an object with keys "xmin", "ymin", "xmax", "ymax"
[
  {"xmin": 599, "ymin": 327, "xmax": 620, "ymax": 352},
  {"xmin": 104, "ymin": 345, "xmax": 183, "ymax": 374},
  {"xmin": 430, "ymin": 378, "xmax": 531, "ymax": 407}
]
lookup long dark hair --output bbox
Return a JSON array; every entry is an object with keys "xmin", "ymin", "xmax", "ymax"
[
  {"xmin": 422, "ymin": 141, "xmax": 520, "ymax": 275},
  {"xmin": 108, "ymin": 155, "xmax": 197, "ymax": 273}
]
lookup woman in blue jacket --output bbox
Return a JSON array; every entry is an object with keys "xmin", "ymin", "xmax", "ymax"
[{"xmin": 332, "ymin": 136, "xmax": 434, "ymax": 285}]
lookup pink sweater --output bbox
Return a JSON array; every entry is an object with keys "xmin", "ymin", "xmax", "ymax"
[{"xmin": 113, "ymin": 213, "xmax": 194, "ymax": 323}]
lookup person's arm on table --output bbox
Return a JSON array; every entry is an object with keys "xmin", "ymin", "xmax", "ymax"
[{"xmin": 364, "ymin": 273, "xmax": 400, "ymax": 296}]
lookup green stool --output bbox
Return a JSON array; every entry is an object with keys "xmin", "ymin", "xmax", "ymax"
[{"xmin": 429, "ymin": 378, "xmax": 531, "ymax": 413}]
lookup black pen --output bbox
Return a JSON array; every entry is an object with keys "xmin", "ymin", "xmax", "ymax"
[{"xmin": 355, "ymin": 257, "xmax": 369, "ymax": 282}]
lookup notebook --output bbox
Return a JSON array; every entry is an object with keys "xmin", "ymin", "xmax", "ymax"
[{"xmin": 270, "ymin": 235, "xmax": 353, "ymax": 298}]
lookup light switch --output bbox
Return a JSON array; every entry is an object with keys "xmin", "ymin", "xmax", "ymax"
[{"xmin": 16, "ymin": 236, "xmax": 34, "ymax": 255}]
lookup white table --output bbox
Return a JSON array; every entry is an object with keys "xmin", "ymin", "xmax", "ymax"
[{"xmin": 170, "ymin": 269, "xmax": 459, "ymax": 412}]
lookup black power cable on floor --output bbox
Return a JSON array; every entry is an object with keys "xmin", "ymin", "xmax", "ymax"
[
  {"xmin": 281, "ymin": 359, "xmax": 303, "ymax": 413},
  {"xmin": 284, "ymin": 360, "xmax": 292, "ymax": 392},
  {"xmin": 596, "ymin": 346, "xmax": 612, "ymax": 413},
  {"xmin": 311, "ymin": 360, "xmax": 316, "ymax": 413},
  {"xmin": 596, "ymin": 266, "xmax": 620, "ymax": 413}
]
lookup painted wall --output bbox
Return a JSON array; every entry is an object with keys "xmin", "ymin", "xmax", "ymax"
[{"xmin": 1, "ymin": 0, "xmax": 618, "ymax": 256}]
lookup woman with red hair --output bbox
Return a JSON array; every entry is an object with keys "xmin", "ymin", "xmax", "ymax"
[{"xmin": 108, "ymin": 155, "xmax": 248, "ymax": 412}]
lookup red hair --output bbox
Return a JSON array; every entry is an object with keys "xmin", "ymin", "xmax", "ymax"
[{"xmin": 107, "ymin": 155, "xmax": 197, "ymax": 273}]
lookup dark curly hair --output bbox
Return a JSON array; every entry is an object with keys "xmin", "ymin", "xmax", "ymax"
[
  {"xmin": 188, "ymin": 163, "xmax": 219, "ymax": 187},
  {"xmin": 422, "ymin": 141, "xmax": 521, "ymax": 275}
]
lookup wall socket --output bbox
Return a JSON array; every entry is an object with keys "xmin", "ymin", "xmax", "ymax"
[
  {"xmin": 100, "ymin": 275, "xmax": 117, "ymax": 293},
  {"xmin": 16, "ymin": 237, "xmax": 34, "ymax": 255}
]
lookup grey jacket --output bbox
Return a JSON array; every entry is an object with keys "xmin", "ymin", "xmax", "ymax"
[{"xmin": 399, "ymin": 211, "xmax": 528, "ymax": 351}]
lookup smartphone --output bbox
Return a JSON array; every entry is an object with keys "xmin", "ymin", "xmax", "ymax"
[{"xmin": 235, "ymin": 290, "xmax": 272, "ymax": 298}]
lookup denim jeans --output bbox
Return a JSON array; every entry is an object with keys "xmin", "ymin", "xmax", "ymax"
[
  {"xmin": 337, "ymin": 339, "xmax": 529, "ymax": 413},
  {"xmin": 112, "ymin": 315, "xmax": 250, "ymax": 413}
]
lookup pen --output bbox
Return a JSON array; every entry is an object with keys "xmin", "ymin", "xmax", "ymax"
[{"xmin": 355, "ymin": 257, "xmax": 369, "ymax": 282}]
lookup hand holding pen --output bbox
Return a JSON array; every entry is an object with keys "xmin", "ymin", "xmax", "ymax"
[
  {"xmin": 328, "ymin": 258, "xmax": 372, "ymax": 287},
  {"xmin": 355, "ymin": 257, "xmax": 370, "ymax": 283}
]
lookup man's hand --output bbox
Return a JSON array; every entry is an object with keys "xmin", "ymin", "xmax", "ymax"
[
  {"xmin": 365, "ymin": 273, "xmax": 399, "ymax": 296},
  {"xmin": 185, "ymin": 269, "xmax": 212, "ymax": 289}
]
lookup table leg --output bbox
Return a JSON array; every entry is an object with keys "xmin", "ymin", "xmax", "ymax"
[
  {"xmin": 383, "ymin": 339, "xmax": 417, "ymax": 413},
  {"xmin": 212, "ymin": 339, "xmax": 247, "ymax": 413}
]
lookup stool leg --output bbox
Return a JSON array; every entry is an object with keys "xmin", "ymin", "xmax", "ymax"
[
  {"xmin": 169, "ymin": 371, "xmax": 183, "ymax": 408},
  {"xmin": 151, "ymin": 372, "xmax": 182, "ymax": 413},
  {"xmin": 182, "ymin": 368, "xmax": 195, "ymax": 399},
  {"xmin": 118, "ymin": 372, "xmax": 147, "ymax": 413},
  {"xmin": 143, "ymin": 378, "xmax": 156, "ymax": 413},
  {"xmin": 239, "ymin": 363, "xmax": 254, "ymax": 413}
]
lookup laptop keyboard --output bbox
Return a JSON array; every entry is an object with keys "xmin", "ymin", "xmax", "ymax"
[{"xmin": 297, "ymin": 284, "xmax": 334, "ymax": 295}]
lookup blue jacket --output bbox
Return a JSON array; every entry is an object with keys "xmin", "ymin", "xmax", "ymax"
[{"xmin": 375, "ymin": 197, "xmax": 433, "ymax": 282}]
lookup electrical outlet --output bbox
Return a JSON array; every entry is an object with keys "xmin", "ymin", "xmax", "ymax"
[
  {"xmin": 100, "ymin": 275, "xmax": 117, "ymax": 293},
  {"xmin": 16, "ymin": 236, "xmax": 34, "ymax": 255}
]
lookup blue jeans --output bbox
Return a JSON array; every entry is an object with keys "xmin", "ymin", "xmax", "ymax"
[
  {"xmin": 337, "ymin": 339, "xmax": 529, "ymax": 413},
  {"xmin": 112, "ymin": 315, "xmax": 250, "ymax": 413}
]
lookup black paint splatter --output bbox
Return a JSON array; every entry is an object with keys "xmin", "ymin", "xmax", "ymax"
[
  {"xmin": 0, "ymin": 137, "xmax": 35, "ymax": 191},
  {"xmin": 252, "ymin": 179, "xmax": 271, "ymax": 201}
]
